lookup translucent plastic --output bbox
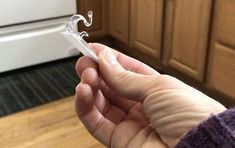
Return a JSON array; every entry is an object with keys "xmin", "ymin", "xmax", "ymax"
[{"xmin": 61, "ymin": 11, "xmax": 98, "ymax": 62}]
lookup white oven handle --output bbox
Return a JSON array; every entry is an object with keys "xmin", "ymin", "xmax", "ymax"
[{"xmin": 0, "ymin": 23, "xmax": 66, "ymax": 43}]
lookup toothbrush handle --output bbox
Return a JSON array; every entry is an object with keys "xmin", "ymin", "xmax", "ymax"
[
  {"xmin": 62, "ymin": 32, "xmax": 98, "ymax": 62},
  {"xmin": 80, "ymin": 38, "xmax": 98, "ymax": 62}
]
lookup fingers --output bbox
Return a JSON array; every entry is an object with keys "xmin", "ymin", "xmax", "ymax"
[
  {"xmin": 98, "ymin": 48, "xmax": 158, "ymax": 102},
  {"xmin": 76, "ymin": 43, "xmax": 160, "ymax": 102},
  {"xmin": 89, "ymin": 43, "xmax": 159, "ymax": 75},
  {"xmin": 76, "ymin": 43, "xmax": 158, "ymax": 77},
  {"xmin": 76, "ymin": 56, "xmax": 98, "ymax": 77},
  {"xmin": 76, "ymin": 56, "xmax": 100, "ymax": 91},
  {"xmin": 80, "ymin": 68, "xmax": 100, "ymax": 92},
  {"xmin": 75, "ymin": 83, "xmax": 115, "ymax": 146},
  {"xmin": 75, "ymin": 84, "xmax": 94, "ymax": 117},
  {"xmin": 99, "ymin": 79, "xmax": 137, "ymax": 113}
]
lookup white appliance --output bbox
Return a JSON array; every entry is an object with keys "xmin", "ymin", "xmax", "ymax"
[{"xmin": 0, "ymin": 0, "xmax": 78, "ymax": 73}]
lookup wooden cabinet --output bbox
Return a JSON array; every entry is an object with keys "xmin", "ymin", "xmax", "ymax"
[
  {"xmin": 109, "ymin": 0, "xmax": 130, "ymax": 44},
  {"xmin": 77, "ymin": 0, "xmax": 108, "ymax": 40},
  {"xmin": 76, "ymin": 0, "xmax": 235, "ymax": 104},
  {"xmin": 207, "ymin": 0, "xmax": 235, "ymax": 99},
  {"xmin": 130, "ymin": 0, "xmax": 164, "ymax": 59},
  {"xmin": 163, "ymin": 0, "xmax": 212, "ymax": 81}
]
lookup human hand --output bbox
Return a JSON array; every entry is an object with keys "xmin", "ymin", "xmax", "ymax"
[
  {"xmin": 75, "ymin": 43, "xmax": 166, "ymax": 147},
  {"xmin": 75, "ymin": 43, "xmax": 226, "ymax": 148}
]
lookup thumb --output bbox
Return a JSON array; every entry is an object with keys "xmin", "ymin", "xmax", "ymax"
[{"xmin": 98, "ymin": 47, "xmax": 156, "ymax": 102}]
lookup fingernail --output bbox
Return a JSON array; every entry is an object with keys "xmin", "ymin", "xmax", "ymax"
[
  {"xmin": 75, "ymin": 82, "xmax": 84, "ymax": 92},
  {"xmin": 103, "ymin": 48, "xmax": 117, "ymax": 64},
  {"xmin": 75, "ymin": 84, "xmax": 80, "ymax": 92}
]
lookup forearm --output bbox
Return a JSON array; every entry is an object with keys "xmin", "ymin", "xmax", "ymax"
[{"xmin": 176, "ymin": 108, "xmax": 235, "ymax": 148}]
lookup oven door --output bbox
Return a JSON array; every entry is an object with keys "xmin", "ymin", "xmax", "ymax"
[
  {"xmin": 0, "ymin": 17, "xmax": 79, "ymax": 73},
  {"xmin": 0, "ymin": 0, "xmax": 76, "ymax": 27}
]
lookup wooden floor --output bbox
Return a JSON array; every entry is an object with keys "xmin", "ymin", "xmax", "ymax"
[{"xmin": 0, "ymin": 96, "xmax": 105, "ymax": 148}]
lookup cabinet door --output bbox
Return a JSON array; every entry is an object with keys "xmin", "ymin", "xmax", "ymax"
[
  {"xmin": 130, "ymin": 0, "xmax": 164, "ymax": 59},
  {"xmin": 207, "ymin": 0, "xmax": 235, "ymax": 99},
  {"xmin": 78, "ymin": 0, "xmax": 108, "ymax": 39},
  {"xmin": 163, "ymin": 0, "xmax": 212, "ymax": 81},
  {"xmin": 109, "ymin": 0, "xmax": 129, "ymax": 44}
]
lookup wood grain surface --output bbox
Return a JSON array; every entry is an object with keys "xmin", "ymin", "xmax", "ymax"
[{"xmin": 0, "ymin": 96, "xmax": 105, "ymax": 148}]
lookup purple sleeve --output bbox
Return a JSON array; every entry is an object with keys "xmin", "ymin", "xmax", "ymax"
[{"xmin": 176, "ymin": 108, "xmax": 235, "ymax": 148}]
